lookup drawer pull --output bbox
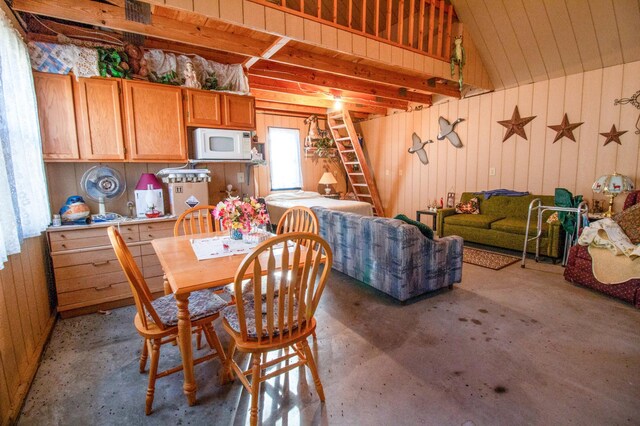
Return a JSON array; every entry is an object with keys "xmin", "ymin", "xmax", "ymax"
[
  {"xmin": 61, "ymin": 243, "xmax": 67, "ymax": 249},
  {"xmin": 60, "ymin": 234, "xmax": 67, "ymax": 239},
  {"xmin": 92, "ymin": 261, "xmax": 110, "ymax": 267},
  {"xmin": 95, "ymin": 285, "xmax": 113, "ymax": 291}
]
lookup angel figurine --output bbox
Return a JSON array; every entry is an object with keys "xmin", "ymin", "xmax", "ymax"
[{"xmin": 183, "ymin": 61, "xmax": 201, "ymax": 89}]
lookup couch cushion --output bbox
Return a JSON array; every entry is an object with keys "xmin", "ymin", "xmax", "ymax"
[
  {"xmin": 459, "ymin": 192, "xmax": 555, "ymax": 220},
  {"xmin": 613, "ymin": 203, "xmax": 640, "ymax": 244},
  {"xmin": 490, "ymin": 218, "xmax": 548, "ymax": 237},
  {"xmin": 445, "ymin": 214, "xmax": 505, "ymax": 229}
]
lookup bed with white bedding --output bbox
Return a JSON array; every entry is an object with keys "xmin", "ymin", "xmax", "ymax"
[{"xmin": 264, "ymin": 191, "xmax": 373, "ymax": 225}]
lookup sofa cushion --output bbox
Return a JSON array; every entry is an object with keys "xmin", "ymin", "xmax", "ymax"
[
  {"xmin": 613, "ymin": 203, "xmax": 640, "ymax": 244},
  {"xmin": 394, "ymin": 214, "xmax": 434, "ymax": 239},
  {"xmin": 445, "ymin": 214, "xmax": 505, "ymax": 229},
  {"xmin": 490, "ymin": 218, "xmax": 549, "ymax": 237},
  {"xmin": 458, "ymin": 192, "xmax": 555, "ymax": 220}
]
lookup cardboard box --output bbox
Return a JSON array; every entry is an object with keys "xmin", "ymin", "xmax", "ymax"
[{"xmin": 168, "ymin": 182, "xmax": 209, "ymax": 216}]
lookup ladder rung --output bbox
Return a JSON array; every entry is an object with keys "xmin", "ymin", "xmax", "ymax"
[
  {"xmin": 344, "ymin": 161, "xmax": 359, "ymax": 165},
  {"xmin": 349, "ymin": 173, "xmax": 364, "ymax": 176},
  {"xmin": 335, "ymin": 137, "xmax": 351, "ymax": 141},
  {"xmin": 331, "ymin": 124, "xmax": 347, "ymax": 129},
  {"xmin": 352, "ymin": 183, "xmax": 368, "ymax": 187},
  {"xmin": 329, "ymin": 114, "xmax": 344, "ymax": 119},
  {"xmin": 357, "ymin": 194, "xmax": 372, "ymax": 198},
  {"xmin": 340, "ymin": 149, "xmax": 355, "ymax": 153}
]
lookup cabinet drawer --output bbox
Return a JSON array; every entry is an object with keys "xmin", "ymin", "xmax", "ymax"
[
  {"xmin": 51, "ymin": 233, "xmax": 139, "ymax": 252},
  {"xmin": 142, "ymin": 253, "xmax": 160, "ymax": 268},
  {"xmin": 58, "ymin": 281, "xmax": 132, "ymax": 309},
  {"xmin": 49, "ymin": 225, "xmax": 138, "ymax": 242},
  {"xmin": 54, "ymin": 256, "xmax": 142, "ymax": 281},
  {"xmin": 140, "ymin": 243, "xmax": 156, "ymax": 256},
  {"xmin": 139, "ymin": 220, "xmax": 176, "ymax": 232},
  {"xmin": 140, "ymin": 228, "xmax": 174, "ymax": 241},
  {"xmin": 146, "ymin": 276, "xmax": 165, "ymax": 293},
  {"xmin": 52, "ymin": 246, "xmax": 141, "ymax": 268},
  {"xmin": 56, "ymin": 269, "xmax": 132, "ymax": 293},
  {"xmin": 143, "ymin": 264, "xmax": 164, "ymax": 279}
]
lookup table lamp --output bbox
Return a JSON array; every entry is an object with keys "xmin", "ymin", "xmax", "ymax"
[
  {"xmin": 319, "ymin": 172, "xmax": 337, "ymax": 194},
  {"xmin": 591, "ymin": 172, "xmax": 635, "ymax": 217}
]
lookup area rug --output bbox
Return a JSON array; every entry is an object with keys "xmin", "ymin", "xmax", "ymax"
[{"xmin": 463, "ymin": 247, "xmax": 520, "ymax": 270}]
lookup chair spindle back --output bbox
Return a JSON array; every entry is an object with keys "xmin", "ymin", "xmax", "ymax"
[
  {"xmin": 174, "ymin": 206, "xmax": 221, "ymax": 236},
  {"xmin": 276, "ymin": 206, "xmax": 319, "ymax": 235}
]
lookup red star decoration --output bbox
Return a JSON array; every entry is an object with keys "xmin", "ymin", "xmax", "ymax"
[
  {"xmin": 548, "ymin": 113, "xmax": 583, "ymax": 143},
  {"xmin": 498, "ymin": 106, "xmax": 536, "ymax": 142},
  {"xmin": 600, "ymin": 124, "xmax": 627, "ymax": 146}
]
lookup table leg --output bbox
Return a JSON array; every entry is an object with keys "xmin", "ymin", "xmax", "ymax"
[
  {"xmin": 175, "ymin": 292, "xmax": 197, "ymax": 406},
  {"xmin": 162, "ymin": 274, "xmax": 171, "ymax": 295}
]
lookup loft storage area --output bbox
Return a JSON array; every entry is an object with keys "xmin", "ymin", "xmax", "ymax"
[{"xmin": 0, "ymin": 0, "xmax": 639, "ymax": 425}]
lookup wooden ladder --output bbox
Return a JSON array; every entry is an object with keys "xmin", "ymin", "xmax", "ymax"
[{"xmin": 327, "ymin": 110, "xmax": 385, "ymax": 217}]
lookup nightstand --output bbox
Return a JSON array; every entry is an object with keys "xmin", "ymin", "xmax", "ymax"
[
  {"xmin": 416, "ymin": 209, "xmax": 439, "ymax": 231},
  {"xmin": 322, "ymin": 193, "xmax": 340, "ymax": 199}
]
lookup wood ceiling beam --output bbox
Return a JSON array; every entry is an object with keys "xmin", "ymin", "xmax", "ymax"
[
  {"xmin": 11, "ymin": 0, "xmax": 272, "ymax": 58},
  {"xmin": 269, "ymin": 44, "xmax": 460, "ymax": 98},
  {"xmin": 249, "ymin": 60, "xmax": 433, "ymax": 105},
  {"xmin": 249, "ymin": 75, "xmax": 409, "ymax": 110},
  {"xmin": 256, "ymin": 101, "xmax": 329, "ymax": 117},
  {"xmin": 251, "ymin": 88, "xmax": 387, "ymax": 115},
  {"xmin": 244, "ymin": 36, "xmax": 291, "ymax": 69}
]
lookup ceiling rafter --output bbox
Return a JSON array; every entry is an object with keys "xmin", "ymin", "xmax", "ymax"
[{"xmin": 250, "ymin": 89, "xmax": 387, "ymax": 115}]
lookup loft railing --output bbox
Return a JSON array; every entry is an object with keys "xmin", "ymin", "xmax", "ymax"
[{"xmin": 249, "ymin": 0, "xmax": 456, "ymax": 61}]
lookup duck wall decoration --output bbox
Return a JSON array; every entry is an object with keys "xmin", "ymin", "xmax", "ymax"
[{"xmin": 409, "ymin": 116, "xmax": 465, "ymax": 165}]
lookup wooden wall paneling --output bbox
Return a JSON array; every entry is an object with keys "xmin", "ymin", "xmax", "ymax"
[
  {"xmin": 0, "ymin": 353, "xmax": 11, "ymax": 425},
  {"xmin": 575, "ymin": 68, "xmax": 603, "ymax": 201},
  {"xmin": 165, "ymin": 0, "xmax": 193, "ymax": 9},
  {"xmin": 433, "ymin": 103, "xmax": 446, "ymax": 203},
  {"xmin": 486, "ymin": 0, "xmax": 532, "ymax": 84},
  {"xmin": 416, "ymin": 109, "xmax": 428, "ymax": 208},
  {"xmin": 613, "ymin": 0, "xmax": 640, "ymax": 63},
  {"xmin": 513, "ymin": 84, "xmax": 533, "ymax": 191},
  {"xmin": 520, "ymin": 0, "xmax": 564, "ymax": 80},
  {"xmin": 500, "ymin": 87, "xmax": 519, "ymax": 189},
  {"xmin": 565, "ymin": 0, "xmax": 603, "ymax": 72},
  {"xmin": 541, "ymin": 0, "xmax": 582, "ymax": 76},
  {"xmin": 558, "ymin": 72, "xmax": 584, "ymax": 192},
  {"xmin": 617, "ymin": 61, "xmax": 640, "ymax": 190},
  {"xmin": 502, "ymin": 0, "xmax": 548, "ymax": 82},
  {"xmin": 465, "ymin": 95, "xmax": 480, "ymax": 193},
  {"xmin": 527, "ymin": 79, "xmax": 549, "ymax": 195},
  {"xmin": 18, "ymin": 248, "xmax": 39, "ymax": 360},
  {"xmin": 0, "ymin": 267, "xmax": 20, "ymax": 410},
  {"xmin": 285, "ymin": 13, "xmax": 305, "ymax": 39},
  {"xmin": 488, "ymin": 90, "xmax": 505, "ymax": 189},
  {"xmin": 321, "ymin": 25, "xmax": 338, "ymax": 49},
  {"xmin": 594, "ymin": 65, "xmax": 624, "ymax": 191},
  {"xmin": 27, "ymin": 238, "xmax": 52, "ymax": 332},
  {"xmin": 398, "ymin": 111, "xmax": 408, "ymax": 214},
  {"xmin": 219, "ymin": 0, "xmax": 244, "ymax": 23},
  {"xmin": 475, "ymin": 94, "xmax": 492, "ymax": 191},
  {"xmin": 388, "ymin": 111, "xmax": 399, "ymax": 214},
  {"xmin": 265, "ymin": 6, "xmax": 286, "ymax": 34},
  {"xmin": 244, "ymin": 1, "xmax": 266, "ymax": 30},
  {"xmin": 403, "ymin": 111, "xmax": 414, "ymax": 214},
  {"xmin": 453, "ymin": 98, "xmax": 468, "ymax": 200},
  {"xmin": 304, "ymin": 18, "xmax": 322, "ymax": 44},
  {"xmin": 541, "ymin": 76, "xmax": 566, "ymax": 194},
  {"xmin": 193, "ymin": 0, "xmax": 220, "ymax": 17},
  {"xmin": 588, "ymin": 0, "xmax": 624, "ymax": 68},
  {"xmin": 446, "ymin": 100, "xmax": 459, "ymax": 199}
]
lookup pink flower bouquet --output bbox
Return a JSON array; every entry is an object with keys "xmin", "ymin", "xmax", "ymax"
[{"xmin": 213, "ymin": 197, "xmax": 269, "ymax": 234}]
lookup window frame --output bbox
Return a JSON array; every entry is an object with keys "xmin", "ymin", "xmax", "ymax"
[{"xmin": 267, "ymin": 126, "xmax": 304, "ymax": 192}]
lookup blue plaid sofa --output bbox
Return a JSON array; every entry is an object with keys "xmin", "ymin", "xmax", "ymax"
[{"xmin": 312, "ymin": 207, "xmax": 463, "ymax": 302}]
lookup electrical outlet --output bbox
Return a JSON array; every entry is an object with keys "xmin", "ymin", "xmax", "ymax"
[
  {"xmin": 385, "ymin": 169, "xmax": 390, "ymax": 176},
  {"xmin": 489, "ymin": 167, "xmax": 496, "ymax": 176},
  {"xmin": 399, "ymin": 169, "xmax": 404, "ymax": 176},
  {"xmin": 237, "ymin": 172, "xmax": 245, "ymax": 183}
]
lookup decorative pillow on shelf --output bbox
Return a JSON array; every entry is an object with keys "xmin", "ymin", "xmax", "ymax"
[
  {"xmin": 613, "ymin": 202, "xmax": 640, "ymax": 244},
  {"xmin": 393, "ymin": 214, "xmax": 434, "ymax": 239},
  {"xmin": 455, "ymin": 197, "xmax": 480, "ymax": 214}
]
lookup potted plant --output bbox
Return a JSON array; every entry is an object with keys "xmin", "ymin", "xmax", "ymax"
[{"xmin": 213, "ymin": 197, "xmax": 269, "ymax": 240}]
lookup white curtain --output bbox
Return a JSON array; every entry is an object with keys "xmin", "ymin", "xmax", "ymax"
[{"xmin": 0, "ymin": 10, "xmax": 50, "ymax": 268}]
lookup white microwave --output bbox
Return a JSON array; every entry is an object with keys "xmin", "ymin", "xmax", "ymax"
[{"xmin": 192, "ymin": 128, "xmax": 253, "ymax": 160}]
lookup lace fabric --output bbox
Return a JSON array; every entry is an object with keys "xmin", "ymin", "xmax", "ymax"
[{"xmin": 0, "ymin": 10, "xmax": 51, "ymax": 268}]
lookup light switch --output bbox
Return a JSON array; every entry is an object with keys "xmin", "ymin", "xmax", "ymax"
[
  {"xmin": 237, "ymin": 172, "xmax": 245, "ymax": 183},
  {"xmin": 489, "ymin": 167, "xmax": 496, "ymax": 176}
]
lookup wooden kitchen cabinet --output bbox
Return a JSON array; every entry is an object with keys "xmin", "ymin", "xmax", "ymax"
[
  {"xmin": 33, "ymin": 72, "xmax": 80, "ymax": 160},
  {"xmin": 75, "ymin": 77, "xmax": 126, "ymax": 160},
  {"xmin": 122, "ymin": 80, "xmax": 187, "ymax": 162},
  {"xmin": 223, "ymin": 94, "xmax": 256, "ymax": 129},
  {"xmin": 184, "ymin": 89, "xmax": 222, "ymax": 127}
]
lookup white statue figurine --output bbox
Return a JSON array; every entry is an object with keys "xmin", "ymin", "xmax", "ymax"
[{"xmin": 183, "ymin": 61, "xmax": 201, "ymax": 89}]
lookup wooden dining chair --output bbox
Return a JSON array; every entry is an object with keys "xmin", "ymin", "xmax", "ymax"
[
  {"xmin": 276, "ymin": 206, "xmax": 319, "ymax": 235},
  {"xmin": 174, "ymin": 205, "xmax": 223, "ymax": 236},
  {"xmin": 221, "ymin": 232, "xmax": 333, "ymax": 426},
  {"xmin": 107, "ymin": 226, "xmax": 227, "ymax": 415}
]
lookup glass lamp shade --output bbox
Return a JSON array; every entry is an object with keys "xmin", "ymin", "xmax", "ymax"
[
  {"xmin": 592, "ymin": 173, "xmax": 635, "ymax": 195},
  {"xmin": 318, "ymin": 172, "xmax": 338, "ymax": 185}
]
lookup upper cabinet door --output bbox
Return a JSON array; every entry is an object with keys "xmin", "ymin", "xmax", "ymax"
[
  {"xmin": 223, "ymin": 94, "xmax": 256, "ymax": 130},
  {"xmin": 184, "ymin": 89, "xmax": 222, "ymax": 127},
  {"xmin": 76, "ymin": 78, "xmax": 126, "ymax": 161},
  {"xmin": 33, "ymin": 72, "xmax": 80, "ymax": 161},
  {"xmin": 122, "ymin": 80, "xmax": 187, "ymax": 162}
]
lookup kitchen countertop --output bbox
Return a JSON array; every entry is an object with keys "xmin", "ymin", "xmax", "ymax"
[{"xmin": 46, "ymin": 215, "xmax": 177, "ymax": 232}]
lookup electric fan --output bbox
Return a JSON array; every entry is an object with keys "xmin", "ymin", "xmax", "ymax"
[{"xmin": 80, "ymin": 165, "xmax": 126, "ymax": 220}]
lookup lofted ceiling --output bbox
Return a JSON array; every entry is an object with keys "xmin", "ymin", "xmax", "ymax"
[{"xmin": 452, "ymin": 0, "xmax": 640, "ymax": 89}]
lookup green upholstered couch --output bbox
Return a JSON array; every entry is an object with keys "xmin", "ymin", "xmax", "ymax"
[{"xmin": 436, "ymin": 192, "xmax": 563, "ymax": 259}]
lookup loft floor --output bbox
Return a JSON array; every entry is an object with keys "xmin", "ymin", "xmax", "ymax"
[{"xmin": 18, "ymin": 263, "xmax": 640, "ymax": 425}]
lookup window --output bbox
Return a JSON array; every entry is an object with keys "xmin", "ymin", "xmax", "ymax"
[{"xmin": 268, "ymin": 127, "xmax": 303, "ymax": 191}]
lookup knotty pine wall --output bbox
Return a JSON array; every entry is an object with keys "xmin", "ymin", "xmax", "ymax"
[
  {"xmin": 360, "ymin": 61, "xmax": 640, "ymax": 217},
  {"xmin": 0, "ymin": 236, "xmax": 55, "ymax": 425},
  {"xmin": 254, "ymin": 111, "xmax": 347, "ymax": 197}
]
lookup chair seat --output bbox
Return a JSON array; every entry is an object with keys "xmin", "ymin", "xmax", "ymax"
[
  {"xmin": 222, "ymin": 279, "xmax": 285, "ymax": 302},
  {"xmin": 149, "ymin": 290, "xmax": 227, "ymax": 327},
  {"xmin": 223, "ymin": 296, "xmax": 301, "ymax": 338}
]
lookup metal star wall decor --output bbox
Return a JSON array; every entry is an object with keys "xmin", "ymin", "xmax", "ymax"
[
  {"xmin": 547, "ymin": 113, "xmax": 583, "ymax": 143},
  {"xmin": 600, "ymin": 124, "xmax": 627, "ymax": 146},
  {"xmin": 497, "ymin": 106, "xmax": 536, "ymax": 142}
]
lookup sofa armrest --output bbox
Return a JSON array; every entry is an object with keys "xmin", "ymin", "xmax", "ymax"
[
  {"xmin": 436, "ymin": 208, "xmax": 457, "ymax": 237},
  {"xmin": 545, "ymin": 221, "xmax": 563, "ymax": 258}
]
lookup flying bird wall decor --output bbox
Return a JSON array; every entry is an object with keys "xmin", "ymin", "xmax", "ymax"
[
  {"xmin": 409, "ymin": 117, "xmax": 465, "ymax": 165},
  {"xmin": 409, "ymin": 132, "xmax": 433, "ymax": 165}
]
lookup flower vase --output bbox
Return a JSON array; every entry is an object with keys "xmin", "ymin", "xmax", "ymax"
[{"xmin": 229, "ymin": 228, "xmax": 243, "ymax": 240}]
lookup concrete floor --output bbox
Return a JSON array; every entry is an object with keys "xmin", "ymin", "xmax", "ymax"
[{"xmin": 19, "ymin": 260, "xmax": 640, "ymax": 425}]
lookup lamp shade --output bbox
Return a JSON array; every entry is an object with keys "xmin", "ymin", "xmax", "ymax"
[
  {"xmin": 592, "ymin": 173, "xmax": 634, "ymax": 195},
  {"xmin": 135, "ymin": 173, "xmax": 162, "ymax": 190},
  {"xmin": 319, "ymin": 172, "xmax": 338, "ymax": 185}
]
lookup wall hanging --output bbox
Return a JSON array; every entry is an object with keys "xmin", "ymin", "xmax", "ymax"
[
  {"xmin": 497, "ymin": 106, "xmax": 536, "ymax": 142},
  {"xmin": 614, "ymin": 90, "xmax": 640, "ymax": 134},
  {"xmin": 437, "ymin": 117, "xmax": 464, "ymax": 148},
  {"xmin": 450, "ymin": 36, "xmax": 465, "ymax": 91},
  {"xmin": 548, "ymin": 113, "xmax": 583, "ymax": 143},
  {"xmin": 600, "ymin": 124, "xmax": 627, "ymax": 146},
  {"xmin": 408, "ymin": 133, "xmax": 433, "ymax": 165}
]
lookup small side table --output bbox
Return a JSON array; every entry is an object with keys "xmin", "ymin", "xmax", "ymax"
[
  {"xmin": 322, "ymin": 193, "xmax": 340, "ymax": 199},
  {"xmin": 416, "ymin": 209, "xmax": 438, "ymax": 231}
]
